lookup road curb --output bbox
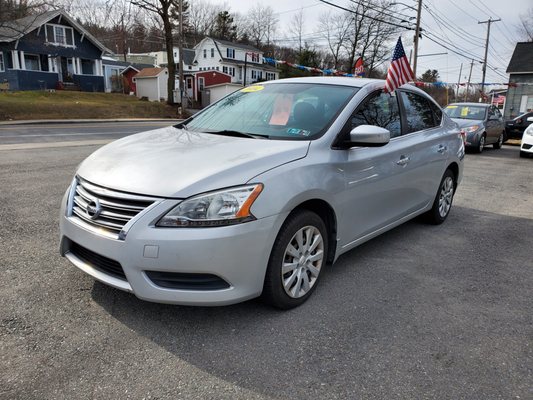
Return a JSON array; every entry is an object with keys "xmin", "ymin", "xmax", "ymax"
[{"xmin": 0, "ymin": 118, "xmax": 182, "ymax": 126}]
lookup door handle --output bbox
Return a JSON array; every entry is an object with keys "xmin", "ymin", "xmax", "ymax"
[
  {"xmin": 437, "ymin": 145, "xmax": 447, "ymax": 153},
  {"xmin": 396, "ymin": 156, "xmax": 410, "ymax": 166}
]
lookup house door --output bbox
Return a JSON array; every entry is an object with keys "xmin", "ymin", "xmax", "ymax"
[
  {"xmin": 60, "ymin": 58, "xmax": 74, "ymax": 82},
  {"xmin": 186, "ymin": 76, "xmax": 193, "ymax": 98}
]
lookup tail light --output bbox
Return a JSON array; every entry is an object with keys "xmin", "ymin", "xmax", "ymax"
[{"xmin": 460, "ymin": 129, "xmax": 466, "ymax": 143}]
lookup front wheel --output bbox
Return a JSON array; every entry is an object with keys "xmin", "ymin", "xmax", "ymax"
[
  {"xmin": 475, "ymin": 134, "xmax": 486, "ymax": 153},
  {"xmin": 493, "ymin": 132, "xmax": 504, "ymax": 149},
  {"xmin": 425, "ymin": 169, "xmax": 456, "ymax": 225},
  {"xmin": 262, "ymin": 210, "xmax": 328, "ymax": 309}
]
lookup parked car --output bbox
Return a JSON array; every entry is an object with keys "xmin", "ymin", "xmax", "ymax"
[
  {"xmin": 506, "ymin": 111, "xmax": 533, "ymax": 139},
  {"xmin": 444, "ymin": 103, "xmax": 505, "ymax": 153},
  {"xmin": 59, "ymin": 77, "xmax": 464, "ymax": 309},
  {"xmin": 520, "ymin": 117, "xmax": 533, "ymax": 158}
]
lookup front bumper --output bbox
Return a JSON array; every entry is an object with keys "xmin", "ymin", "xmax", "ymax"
[
  {"xmin": 464, "ymin": 131, "xmax": 483, "ymax": 147},
  {"xmin": 521, "ymin": 138, "xmax": 533, "ymax": 154},
  {"xmin": 59, "ymin": 191, "xmax": 285, "ymax": 306}
]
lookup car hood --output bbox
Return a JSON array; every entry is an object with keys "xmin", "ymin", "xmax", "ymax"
[
  {"xmin": 451, "ymin": 118, "xmax": 484, "ymax": 129},
  {"xmin": 77, "ymin": 127, "xmax": 310, "ymax": 198}
]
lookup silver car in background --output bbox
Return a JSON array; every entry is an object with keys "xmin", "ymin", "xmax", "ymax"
[
  {"xmin": 59, "ymin": 77, "xmax": 464, "ymax": 309},
  {"xmin": 444, "ymin": 102, "xmax": 506, "ymax": 153}
]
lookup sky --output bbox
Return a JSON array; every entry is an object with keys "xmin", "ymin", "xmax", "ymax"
[{"xmin": 225, "ymin": 0, "xmax": 530, "ymax": 86}]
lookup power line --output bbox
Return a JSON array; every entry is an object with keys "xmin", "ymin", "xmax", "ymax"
[{"xmin": 317, "ymin": 0, "xmax": 415, "ymax": 31}]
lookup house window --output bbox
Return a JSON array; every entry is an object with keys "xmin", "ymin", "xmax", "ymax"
[
  {"xmin": 211, "ymin": 48, "xmax": 214, "ymax": 58},
  {"xmin": 24, "ymin": 54, "xmax": 41, "ymax": 71},
  {"xmin": 250, "ymin": 53, "xmax": 259, "ymax": 63},
  {"xmin": 203, "ymin": 49, "xmax": 206, "ymax": 58},
  {"xmin": 198, "ymin": 77, "xmax": 205, "ymax": 91},
  {"xmin": 0, "ymin": 53, "xmax": 4, "ymax": 72},
  {"xmin": 251, "ymin": 70, "xmax": 257, "ymax": 80},
  {"xmin": 228, "ymin": 67, "xmax": 235, "ymax": 77},
  {"xmin": 46, "ymin": 24, "xmax": 74, "ymax": 46},
  {"xmin": 227, "ymin": 48, "xmax": 235, "ymax": 59},
  {"xmin": 81, "ymin": 59, "xmax": 94, "ymax": 75},
  {"xmin": 266, "ymin": 72, "xmax": 276, "ymax": 81},
  {"xmin": 223, "ymin": 66, "xmax": 228, "ymax": 74}
]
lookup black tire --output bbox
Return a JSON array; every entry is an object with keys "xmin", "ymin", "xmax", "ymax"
[
  {"xmin": 475, "ymin": 134, "xmax": 486, "ymax": 153},
  {"xmin": 493, "ymin": 132, "xmax": 504, "ymax": 149},
  {"xmin": 262, "ymin": 210, "xmax": 328, "ymax": 309},
  {"xmin": 425, "ymin": 169, "xmax": 456, "ymax": 225}
]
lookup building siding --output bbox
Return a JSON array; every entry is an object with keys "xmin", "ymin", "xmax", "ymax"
[{"xmin": 504, "ymin": 74, "xmax": 533, "ymax": 119}]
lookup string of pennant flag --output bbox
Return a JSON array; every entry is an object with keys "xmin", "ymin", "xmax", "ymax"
[{"xmin": 263, "ymin": 56, "xmax": 530, "ymax": 88}]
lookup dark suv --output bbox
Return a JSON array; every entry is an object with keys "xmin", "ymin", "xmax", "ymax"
[{"xmin": 506, "ymin": 111, "xmax": 533, "ymax": 139}]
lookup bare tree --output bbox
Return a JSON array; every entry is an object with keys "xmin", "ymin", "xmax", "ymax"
[
  {"xmin": 517, "ymin": 8, "xmax": 533, "ymax": 42},
  {"xmin": 187, "ymin": 0, "xmax": 226, "ymax": 44},
  {"xmin": 244, "ymin": 4, "xmax": 278, "ymax": 49},
  {"xmin": 318, "ymin": 11, "xmax": 350, "ymax": 69},
  {"xmin": 288, "ymin": 8, "xmax": 305, "ymax": 55},
  {"xmin": 131, "ymin": 0, "xmax": 181, "ymax": 105}
]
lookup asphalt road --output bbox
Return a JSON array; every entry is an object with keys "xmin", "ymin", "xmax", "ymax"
[
  {"xmin": 0, "ymin": 135, "xmax": 532, "ymax": 399},
  {"xmin": 0, "ymin": 121, "xmax": 178, "ymax": 145}
]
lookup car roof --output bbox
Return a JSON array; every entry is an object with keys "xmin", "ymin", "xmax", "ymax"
[
  {"xmin": 447, "ymin": 102, "xmax": 490, "ymax": 108},
  {"xmin": 266, "ymin": 76, "xmax": 383, "ymax": 88}
]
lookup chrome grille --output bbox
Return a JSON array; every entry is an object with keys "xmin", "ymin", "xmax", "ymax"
[{"xmin": 70, "ymin": 178, "xmax": 157, "ymax": 239}]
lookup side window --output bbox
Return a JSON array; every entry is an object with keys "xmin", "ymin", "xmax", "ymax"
[
  {"xmin": 429, "ymin": 101, "xmax": 443, "ymax": 125},
  {"xmin": 350, "ymin": 91, "xmax": 401, "ymax": 138},
  {"xmin": 400, "ymin": 91, "xmax": 438, "ymax": 133}
]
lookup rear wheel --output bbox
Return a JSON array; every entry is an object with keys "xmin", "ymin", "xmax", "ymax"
[
  {"xmin": 475, "ymin": 134, "xmax": 486, "ymax": 153},
  {"xmin": 425, "ymin": 169, "xmax": 455, "ymax": 225},
  {"xmin": 262, "ymin": 210, "xmax": 328, "ymax": 309},
  {"xmin": 493, "ymin": 132, "xmax": 504, "ymax": 149}
]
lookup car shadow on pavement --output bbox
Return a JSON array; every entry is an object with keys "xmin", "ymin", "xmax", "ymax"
[{"xmin": 89, "ymin": 205, "xmax": 533, "ymax": 399}]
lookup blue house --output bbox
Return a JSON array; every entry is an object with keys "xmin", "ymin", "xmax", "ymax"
[{"xmin": 0, "ymin": 10, "xmax": 110, "ymax": 91}]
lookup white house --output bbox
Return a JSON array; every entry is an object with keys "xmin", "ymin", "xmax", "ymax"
[
  {"xmin": 192, "ymin": 37, "xmax": 278, "ymax": 84},
  {"xmin": 136, "ymin": 48, "xmax": 196, "ymax": 72}
]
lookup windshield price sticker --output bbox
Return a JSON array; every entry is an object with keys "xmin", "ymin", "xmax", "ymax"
[
  {"xmin": 461, "ymin": 107, "xmax": 469, "ymax": 117},
  {"xmin": 241, "ymin": 85, "xmax": 264, "ymax": 93}
]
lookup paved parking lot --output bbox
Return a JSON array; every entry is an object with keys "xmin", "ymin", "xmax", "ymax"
[{"xmin": 0, "ymin": 140, "xmax": 532, "ymax": 399}]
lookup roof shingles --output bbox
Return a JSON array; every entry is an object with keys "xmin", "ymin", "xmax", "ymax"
[{"xmin": 506, "ymin": 42, "xmax": 533, "ymax": 74}]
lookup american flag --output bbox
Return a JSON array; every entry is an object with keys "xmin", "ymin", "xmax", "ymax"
[{"xmin": 384, "ymin": 37, "xmax": 415, "ymax": 93}]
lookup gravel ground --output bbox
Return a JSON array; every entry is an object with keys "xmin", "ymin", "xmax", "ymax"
[{"xmin": 0, "ymin": 144, "xmax": 532, "ymax": 400}]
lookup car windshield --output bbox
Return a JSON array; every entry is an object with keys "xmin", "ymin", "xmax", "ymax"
[
  {"xmin": 184, "ymin": 83, "xmax": 358, "ymax": 140},
  {"xmin": 444, "ymin": 105, "xmax": 486, "ymax": 120}
]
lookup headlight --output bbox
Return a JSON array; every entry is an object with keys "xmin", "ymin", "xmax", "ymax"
[
  {"xmin": 525, "ymin": 124, "xmax": 533, "ymax": 136},
  {"xmin": 156, "ymin": 184, "xmax": 263, "ymax": 227},
  {"xmin": 463, "ymin": 125, "xmax": 480, "ymax": 133}
]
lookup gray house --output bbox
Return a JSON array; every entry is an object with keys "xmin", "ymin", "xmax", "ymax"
[
  {"xmin": 0, "ymin": 10, "xmax": 110, "ymax": 91},
  {"xmin": 504, "ymin": 42, "xmax": 533, "ymax": 119}
]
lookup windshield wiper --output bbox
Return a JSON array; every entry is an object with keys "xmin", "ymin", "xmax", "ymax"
[{"xmin": 206, "ymin": 130, "xmax": 269, "ymax": 139}]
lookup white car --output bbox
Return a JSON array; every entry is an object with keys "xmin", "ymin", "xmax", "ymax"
[{"xmin": 520, "ymin": 117, "xmax": 533, "ymax": 158}]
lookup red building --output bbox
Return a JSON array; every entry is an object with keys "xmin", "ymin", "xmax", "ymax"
[
  {"xmin": 184, "ymin": 70, "xmax": 232, "ymax": 104},
  {"xmin": 121, "ymin": 65, "xmax": 141, "ymax": 95}
]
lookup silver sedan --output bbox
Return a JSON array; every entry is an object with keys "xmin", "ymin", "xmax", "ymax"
[{"xmin": 59, "ymin": 77, "xmax": 464, "ymax": 309}]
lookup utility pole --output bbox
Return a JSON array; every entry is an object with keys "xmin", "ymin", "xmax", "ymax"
[
  {"xmin": 464, "ymin": 59, "xmax": 474, "ymax": 102},
  {"xmin": 178, "ymin": 0, "xmax": 185, "ymax": 112},
  {"xmin": 478, "ymin": 17, "xmax": 501, "ymax": 98},
  {"xmin": 456, "ymin": 62, "xmax": 463, "ymax": 101},
  {"xmin": 412, "ymin": 0, "xmax": 423, "ymax": 77}
]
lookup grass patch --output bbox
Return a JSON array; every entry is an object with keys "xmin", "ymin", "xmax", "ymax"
[{"xmin": 0, "ymin": 91, "xmax": 178, "ymax": 121}]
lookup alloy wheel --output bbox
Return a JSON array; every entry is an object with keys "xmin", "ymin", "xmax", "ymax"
[
  {"xmin": 438, "ymin": 176, "xmax": 454, "ymax": 218},
  {"xmin": 282, "ymin": 226, "xmax": 324, "ymax": 298},
  {"xmin": 479, "ymin": 136, "xmax": 485, "ymax": 153}
]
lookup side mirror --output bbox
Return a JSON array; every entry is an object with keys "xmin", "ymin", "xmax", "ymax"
[
  {"xmin": 349, "ymin": 125, "xmax": 390, "ymax": 147},
  {"xmin": 527, "ymin": 117, "xmax": 533, "ymax": 122}
]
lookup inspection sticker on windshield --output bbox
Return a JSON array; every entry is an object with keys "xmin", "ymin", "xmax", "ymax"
[
  {"xmin": 461, "ymin": 107, "xmax": 469, "ymax": 117},
  {"xmin": 287, "ymin": 128, "xmax": 311, "ymax": 136},
  {"xmin": 241, "ymin": 85, "xmax": 264, "ymax": 93}
]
